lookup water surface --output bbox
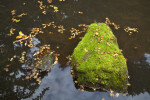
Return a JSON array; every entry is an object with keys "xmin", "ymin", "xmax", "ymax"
[{"xmin": 0, "ymin": 0, "xmax": 150, "ymax": 100}]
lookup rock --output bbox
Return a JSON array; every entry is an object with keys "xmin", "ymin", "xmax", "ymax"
[{"xmin": 71, "ymin": 23, "xmax": 128, "ymax": 92}]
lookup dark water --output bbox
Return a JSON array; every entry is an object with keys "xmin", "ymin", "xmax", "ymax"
[{"xmin": 0, "ymin": 0, "xmax": 150, "ymax": 100}]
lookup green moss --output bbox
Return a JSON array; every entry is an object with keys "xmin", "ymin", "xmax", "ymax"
[{"xmin": 71, "ymin": 23, "xmax": 128, "ymax": 92}]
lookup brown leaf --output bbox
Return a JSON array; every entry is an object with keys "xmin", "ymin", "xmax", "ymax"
[
  {"xmin": 4, "ymin": 68, "xmax": 9, "ymax": 72},
  {"xmin": 47, "ymin": 0, "xmax": 52, "ymax": 3}
]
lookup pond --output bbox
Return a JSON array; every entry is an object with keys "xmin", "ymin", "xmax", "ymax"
[{"xmin": 0, "ymin": 0, "xmax": 150, "ymax": 100}]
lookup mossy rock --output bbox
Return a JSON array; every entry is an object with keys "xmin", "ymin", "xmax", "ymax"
[{"xmin": 71, "ymin": 23, "xmax": 128, "ymax": 92}]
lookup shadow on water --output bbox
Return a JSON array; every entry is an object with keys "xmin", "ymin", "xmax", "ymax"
[{"xmin": 0, "ymin": 0, "xmax": 150, "ymax": 99}]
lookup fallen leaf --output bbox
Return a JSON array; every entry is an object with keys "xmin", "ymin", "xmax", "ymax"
[
  {"xmin": 115, "ymin": 93, "xmax": 119, "ymax": 97},
  {"xmin": 101, "ymin": 35, "xmax": 104, "ymax": 37},
  {"xmin": 55, "ymin": 56, "xmax": 58, "ymax": 61},
  {"xmin": 4, "ymin": 68, "xmax": 9, "ymax": 72},
  {"xmin": 78, "ymin": 11, "xmax": 83, "ymax": 14},
  {"xmin": 11, "ymin": 10, "xmax": 16, "ymax": 15},
  {"xmin": 16, "ymin": 35, "xmax": 23, "ymax": 39},
  {"xmin": 68, "ymin": 37, "xmax": 72, "ymax": 39},
  {"xmin": 107, "ymin": 42, "xmax": 111, "ymax": 46},
  {"xmin": 74, "ymin": 81, "xmax": 78, "ymax": 84},
  {"xmin": 26, "ymin": 76, "xmax": 30, "ymax": 79},
  {"xmin": 47, "ymin": 0, "xmax": 52, "ymax": 3},
  {"xmin": 102, "ymin": 98, "xmax": 105, "ymax": 100},
  {"xmin": 84, "ymin": 48, "xmax": 88, "ymax": 52}
]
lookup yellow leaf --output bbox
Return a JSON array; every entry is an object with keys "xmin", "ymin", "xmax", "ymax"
[
  {"xmin": 16, "ymin": 35, "xmax": 23, "ymax": 39},
  {"xmin": 19, "ymin": 31, "xmax": 24, "ymax": 36},
  {"xmin": 74, "ymin": 81, "xmax": 78, "ymax": 84},
  {"xmin": 15, "ymin": 19, "xmax": 20, "ymax": 23},
  {"xmin": 26, "ymin": 76, "xmax": 30, "ymax": 79}
]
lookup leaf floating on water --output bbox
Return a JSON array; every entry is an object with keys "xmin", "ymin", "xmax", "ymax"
[
  {"xmin": 78, "ymin": 11, "xmax": 83, "ymax": 14},
  {"xmin": 19, "ymin": 31, "xmax": 24, "ymax": 36},
  {"xmin": 55, "ymin": 56, "xmax": 58, "ymax": 61},
  {"xmin": 59, "ymin": 0, "xmax": 66, "ymax": 2},
  {"xmin": 105, "ymin": 17, "xmax": 120, "ymax": 30},
  {"xmin": 12, "ymin": 18, "xmax": 20, "ymax": 23},
  {"xmin": 10, "ymin": 57, "xmax": 14, "ymax": 62},
  {"xmin": 110, "ymin": 93, "xmax": 115, "ymax": 97},
  {"xmin": 54, "ymin": 61, "xmax": 57, "ymax": 65},
  {"xmin": 23, "ymin": 2, "xmax": 26, "ymax": 5},
  {"xmin": 47, "ymin": 0, "xmax": 52, "ymax": 3},
  {"xmin": 17, "ymin": 13, "xmax": 27, "ymax": 18},
  {"xmin": 6, "ymin": 64, "xmax": 10, "ymax": 67},
  {"xmin": 16, "ymin": 31, "xmax": 26, "ymax": 39},
  {"xmin": 102, "ymin": 98, "xmax": 105, "ymax": 100},
  {"xmin": 74, "ymin": 81, "xmax": 78, "ymax": 84},
  {"xmin": 11, "ymin": 10, "xmax": 16, "ymax": 15},
  {"xmin": 4, "ymin": 68, "xmax": 9, "ymax": 72},
  {"xmin": 124, "ymin": 27, "xmax": 138, "ymax": 35},
  {"xmin": 38, "ymin": 81, "xmax": 41, "ymax": 84},
  {"xmin": 8, "ymin": 28, "xmax": 16, "ymax": 36},
  {"xmin": 16, "ymin": 19, "xmax": 20, "ymax": 23},
  {"xmin": 68, "ymin": 37, "xmax": 72, "ymax": 39},
  {"xmin": 127, "ymin": 83, "xmax": 131, "ymax": 86},
  {"xmin": 26, "ymin": 76, "xmax": 30, "ymax": 79},
  {"xmin": 16, "ymin": 35, "xmax": 23, "ymax": 39},
  {"xmin": 115, "ymin": 93, "xmax": 119, "ymax": 97},
  {"xmin": 110, "ymin": 89, "xmax": 114, "ymax": 93},
  {"xmin": 42, "ymin": 11, "xmax": 47, "ymax": 14},
  {"xmin": 54, "ymin": 6, "xmax": 59, "ymax": 12},
  {"xmin": 58, "ymin": 25, "xmax": 65, "ymax": 34},
  {"xmin": 123, "ymin": 94, "xmax": 127, "ymax": 96}
]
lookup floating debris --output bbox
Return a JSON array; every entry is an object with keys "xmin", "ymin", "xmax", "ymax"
[
  {"xmin": 66, "ymin": 55, "xmax": 72, "ymax": 65},
  {"xmin": 19, "ymin": 51, "xmax": 27, "ymax": 63},
  {"xmin": 10, "ymin": 55, "xmax": 16, "ymax": 62},
  {"xmin": 124, "ymin": 27, "xmax": 138, "ymax": 35},
  {"xmin": 123, "ymin": 93, "xmax": 127, "ymax": 96},
  {"xmin": 70, "ymin": 28, "xmax": 79, "ymax": 38},
  {"xmin": 4, "ymin": 68, "xmax": 9, "ymax": 72},
  {"xmin": 47, "ymin": 0, "xmax": 52, "ymax": 3},
  {"xmin": 11, "ymin": 18, "xmax": 20, "ymax": 23},
  {"xmin": 58, "ymin": 25, "xmax": 65, "ymax": 34},
  {"xmin": 105, "ymin": 17, "xmax": 120, "ymax": 30},
  {"xmin": 78, "ymin": 11, "xmax": 83, "ymax": 14},
  {"xmin": 33, "ymin": 45, "xmax": 57, "ymax": 72},
  {"xmin": 74, "ymin": 81, "xmax": 78, "ymax": 84},
  {"xmin": 54, "ymin": 6, "xmax": 59, "ymax": 12},
  {"xmin": 11, "ymin": 10, "xmax": 16, "ymax": 15},
  {"xmin": 8, "ymin": 28, "xmax": 16, "ymax": 36},
  {"xmin": 24, "ymin": 45, "xmax": 57, "ymax": 84},
  {"xmin": 115, "ymin": 93, "xmax": 119, "ymax": 97},
  {"xmin": 13, "ymin": 28, "xmax": 43, "ymax": 48},
  {"xmin": 42, "ymin": 10, "xmax": 47, "ymax": 14},
  {"xmin": 11, "ymin": 10, "xmax": 27, "ymax": 23},
  {"xmin": 102, "ymin": 98, "xmax": 105, "ymax": 100},
  {"xmin": 59, "ymin": 0, "xmax": 66, "ymax": 2}
]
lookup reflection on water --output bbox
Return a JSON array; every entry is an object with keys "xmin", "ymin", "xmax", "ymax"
[
  {"xmin": 0, "ymin": 0, "xmax": 150, "ymax": 100},
  {"xmin": 144, "ymin": 53, "xmax": 150, "ymax": 66},
  {"xmin": 25, "ymin": 64, "xmax": 150, "ymax": 100}
]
